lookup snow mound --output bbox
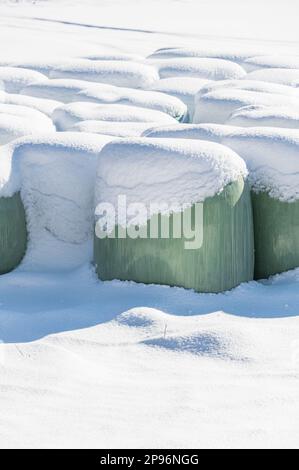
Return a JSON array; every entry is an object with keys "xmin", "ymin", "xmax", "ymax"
[
  {"xmin": 0, "ymin": 67, "xmax": 48, "ymax": 93},
  {"xmin": 227, "ymin": 105, "xmax": 299, "ymax": 129},
  {"xmin": 156, "ymin": 57, "xmax": 246, "ymax": 81},
  {"xmin": 22, "ymin": 79, "xmax": 187, "ymax": 120},
  {"xmin": 245, "ymin": 68, "xmax": 299, "ymax": 87},
  {"xmin": 244, "ymin": 55, "xmax": 299, "ymax": 72},
  {"xmin": 193, "ymin": 88, "xmax": 299, "ymax": 124},
  {"xmin": 147, "ymin": 46, "xmax": 262, "ymax": 63},
  {"xmin": 53, "ymin": 102, "xmax": 177, "ymax": 131},
  {"xmin": 0, "ymin": 114, "xmax": 54, "ymax": 145},
  {"xmin": 3, "ymin": 133, "xmax": 113, "ymax": 270},
  {"xmin": 0, "ymin": 58, "xmax": 81, "ymax": 77},
  {"xmin": 222, "ymin": 128, "xmax": 299, "ymax": 202},
  {"xmin": 150, "ymin": 77, "xmax": 211, "ymax": 120},
  {"xmin": 196, "ymin": 79, "xmax": 299, "ymax": 99},
  {"xmin": 50, "ymin": 60, "xmax": 159, "ymax": 89},
  {"xmin": 71, "ymin": 120, "xmax": 156, "ymax": 137},
  {"xmin": 96, "ymin": 137, "xmax": 247, "ymax": 224},
  {"xmin": 143, "ymin": 123, "xmax": 238, "ymax": 142},
  {"xmin": 0, "ymin": 91, "xmax": 61, "ymax": 117},
  {"xmin": 0, "ymin": 103, "xmax": 55, "ymax": 129},
  {"xmin": 83, "ymin": 53, "xmax": 144, "ymax": 62}
]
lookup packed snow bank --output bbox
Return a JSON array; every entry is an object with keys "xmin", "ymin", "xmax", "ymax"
[
  {"xmin": 71, "ymin": 120, "xmax": 156, "ymax": 137},
  {"xmin": 0, "ymin": 67, "xmax": 48, "ymax": 93},
  {"xmin": 150, "ymin": 77, "xmax": 211, "ymax": 120},
  {"xmin": 222, "ymin": 128, "xmax": 299, "ymax": 201},
  {"xmin": 143, "ymin": 123, "xmax": 238, "ymax": 142},
  {"xmin": 156, "ymin": 57, "xmax": 246, "ymax": 80},
  {"xmin": 53, "ymin": 102, "xmax": 177, "ymax": 131},
  {"xmin": 23, "ymin": 79, "xmax": 187, "ymax": 120},
  {"xmin": 0, "ymin": 133, "xmax": 112, "ymax": 270},
  {"xmin": 50, "ymin": 60, "xmax": 159, "ymax": 89},
  {"xmin": 0, "ymin": 91, "xmax": 61, "ymax": 117},
  {"xmin": 246, "ymin": 68, "xmax": 299, "ymax": 87},
  {"xmin": 193, "ymin": 88, "xmax": 299, "ymax": 124},
  {"xmin": 244, "ymin": 55, "xmax": 299, "ymax": 72},
  {"xmin": 96, "ymin": 137, "xmax": 247, "ymax": 221},
  {"xmin": 227, "ymin": 105, "xmax": 299, "ymax": 129}
]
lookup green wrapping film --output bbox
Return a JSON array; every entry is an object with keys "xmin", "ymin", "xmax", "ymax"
[
  {"xmin": 252, "ymin": 191, "xmax": 299, "ymax": 279},
  {"xmin": 94, "ymin": 178, "xmax": 254, "ymax": 293},
  {"xmin": 0, "ymin": 192, "xmax": 27, "ymax": 274}
]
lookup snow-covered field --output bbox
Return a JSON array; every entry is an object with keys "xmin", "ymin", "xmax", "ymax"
[{"xmin": 0, "ymin": 0, "xmax": 299, "ymax": 449}]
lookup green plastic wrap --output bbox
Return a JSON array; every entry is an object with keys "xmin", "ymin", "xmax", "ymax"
[
  {"xmin": 252, "ymin": 191, "xmax": 299, "ymax": 279},
  {"xmin": 94, "ymin": 178, "xmax": 254, "ymax": 293},
  {"xmin": 0, "ymin": 192, "xmax": 27, "ymax": 274}
]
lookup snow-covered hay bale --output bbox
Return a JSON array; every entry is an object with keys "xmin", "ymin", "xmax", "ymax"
[
  {"xmin": 150, "ymin": 77, "xmax": 211, "ymax": 121},
  {"xmin": 147, "ymin": 46, "xmax": 261, "ymax": 63},
  {"xmin": 244, "ymin": 55, "xmax": 299, "ymax": 72},
  {"xmin": 0, "ymin": 92, "xmax": 60, "ymax": 117},
  {"xmin": 143, "ymin": 123, "xmax": 237, "ymax": 142},
  {"xmin": 227, "ymin": 105, "xmax": 299, "ymax": 129},
  {"xmin": 8, "ymin": 133, "xmax": 113, "ymax": 271},
  {"xmin": 0, "ymin": 192, "xmax": 27, "ymax": 274},
  {"xmin": 193, "ymin": 88, "xmax": 299, "ymax": 124},
  {"xmin": 53, "ymin": 102, "xmax": 177, "ymax": 131},
  {"xmin": 94, "ymin": 138, "xmax": 253, "ymax": 293},
  {"xmin": 0, "ymin": 115, "xmax": 54, "ymax": 145},
  {"xmin": 223, "ymin": 128, "xmax": 299, "ymax": 279},
  {"xmin": 245, "ymin": 68, "xmax": 299, "ymax": 87},
  {"xmin": 71, "ymin": 120, "xmax": 157, "ymax": 137},
  {"xmin": 0, "ymin": 67, "xmax": 48, "ymax": 93},
  {"xmin": 156, "ymin": 58, "xmax": 246, "ymax": 81},
  {"xmin": 22, "ymin": 79, "xmax": 187, "ymax": 121},
  {"xmin": 50, "ymin": 60, "xmax": 159, "ymax": 89}
]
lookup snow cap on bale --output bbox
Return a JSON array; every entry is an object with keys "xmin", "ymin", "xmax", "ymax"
[
  {"xmin": 245, "ymin": 68, "xmax": 299, "ymax": 87},
  {"xmin": 222, "ymin": 127, "xmax": 299, "ymax": 202},
  {"xmin": 71, "ymin": 120, "xmax": 157, "ymax": 138},
  {"xmin": 0, "ymin": 66, "xmax": 48, "ymax": 93},
  {"xmin": 53, "ymin": 102, "xmax": 177, "ymax": 131},
  {"xmin": 143, "ymin": 123, "xmax": 238, "ymax": 142},
  {"xmin": 0, "ymin": 91, "xmax": 60, "ymax": 117},
  {"xmin": 23, "ymin": 79, "xmax": 187, "ymax": 120},
  {"xmin": 226, "ymin": 105, "xmax": 299, "ymax": 129},
  {"xmin": 50, "ymin": 59, "xmax": 159, "ymax": 89},
  {"xmin": 193, "ymin": 88, "xmax": 299, "ymax": 124},
  {"xmin": 96, "ymin": 137, "xmax": 247, "ymax": 222},
  {"xmin": 155, "ymin": 57, "xmax": 246, "ymax": 81}
]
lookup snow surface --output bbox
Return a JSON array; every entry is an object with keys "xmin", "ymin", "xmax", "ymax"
[
  {"xmin": 0, "ymin": 0, "xmax": 299, "ymax": 450},
  {"xmin": 96, "ymin": 137, "xmax": 247, "ymax": 226},
  {"xmin": 70, "ymin": 120, "xmax": 156, "ymax": 138},
  {"xmin": 227, "ymin": 105, "xmax": 299, "ymax": 129}
]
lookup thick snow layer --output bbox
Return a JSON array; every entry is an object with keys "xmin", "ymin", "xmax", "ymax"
[
  {"xmin": 0, "ymin": 133, "xmax": 113, "ymax": 270},
  {"xmin": 25, "ymin": 80, "xmax": 187, "ymax": 120},
  {"xmin": 0, "ymin": 67, "xmax": 48, "ymax": 93},
  {"xmin": 0, "ymin": 59, "xmax": 81, "ymax": 77},
  {"xmin": 222, "ymin": 127, "xmax": 299, "ymax": 201},
  {"xmin": 50, "ymin": 60, "xmax": 159, "ymax": 89},
  {"xmin": 0, "ymin": 91, "xmax": 61, "ymax": 117},
  {"xmin": 0, "ymin": 114, "xmax": 55, "ymax": 145},
  {"xmin": 156, "ymin": 57, "xmax": 246, "ymax": 80},
  {"xmin": 71, "ymin": 120, "xmax": 157, "ymax": 138},
  {"xmin": 143, "ymin": 123, "xmax": 238, "ymax": 142},
  {"xmin": 193, "ymin": 88, "xmax": 299, "ymax": 124},
  {"xmin": 150, "ymin": 77, "xmax": 211, "ymax": 119},
  {"xmin": 246, "ymin": 68, "xmax": 299, "ymax": 87},
  {"xmin": 227, "ymin": 105, "xmax": 299, "ymax": 129},
  {"xmin": 244, "ymin": 55, "xmax": 299, "ymax": 72},
  {"xmin": 83, "ymin": 53, "xmax": 144, "ymax": 62},
  {"xmin": 96, "ymin": 137, "xmax": 247, "ymax": 224},
  {"xmin": 53, "ymin": 102, "xmax": 177, "ymax": 131},
  {"xmin": 0, "ymin": 103, "xmax": 54, "ymax": 126}
]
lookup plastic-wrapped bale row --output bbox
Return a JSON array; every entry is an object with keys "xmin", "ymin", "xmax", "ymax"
[
  {"xmin": 223, "ymin": 128, "xmax": 299, "ymax": 279},
  {"xmin": 0, "ymin": 192, "xmax": 27, "ymax": 274},
  {"xmin": 94, "ymin": 138, "xmax": 254, "ymax": 293}
]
